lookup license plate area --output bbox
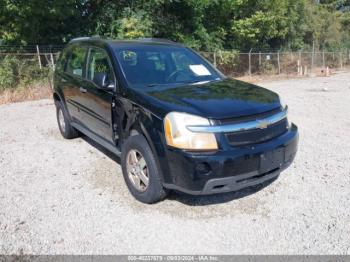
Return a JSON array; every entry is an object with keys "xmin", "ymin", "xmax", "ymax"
[{"xmin": 260, "ymin": 147, "xmax": 285, "ymax": 173}]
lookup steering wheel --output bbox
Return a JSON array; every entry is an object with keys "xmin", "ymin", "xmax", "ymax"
[{"xmin": 166, "ymin": 69, "xmax": 188, "ymax": 82}]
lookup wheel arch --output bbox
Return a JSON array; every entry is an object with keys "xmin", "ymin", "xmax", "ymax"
[
  {"xmin": 122, "ymin": 109, "xmax": 170, "ymax": 184},
  {"xmin": 52, "ymin": 91, "xmax": 66, "ymax": 106}
]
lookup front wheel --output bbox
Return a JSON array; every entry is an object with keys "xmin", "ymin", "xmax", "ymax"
[{"xmin": 121, "ymin": 135, "xmax": 168, "ymax": 204}]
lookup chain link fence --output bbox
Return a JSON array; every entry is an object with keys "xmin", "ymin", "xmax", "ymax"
[
  {"xmin": 1, "ymin": 45, "xmax": 350, "ymax": 92},
  {"xmin": 202, "ymin": 50, "xmax": 350, "ymax": 77}
]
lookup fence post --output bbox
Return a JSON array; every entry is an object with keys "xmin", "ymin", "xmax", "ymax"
[
  {"xmin": 311, "ymin": 42, "xmax": 315, "ymax": 74},
  {"xmin": 340, "ymin": 52, "xmax": 343, "ymax": 69},
  {"xmin": 259, "ymin": 51, "xmax": 262, "ymax": 67},
  {"xmin": 36, "ymin": 45, "xmax": 42, "ymax": 69},
  {"xmin": 248, "ymin": 49, "xmax": 252, "ymax": 76},
  {"xmin": 213, "ymin": 51, "xmax": 217, "ymax": 67},
  {"xmin": 277, "ymin": 51, "xmax": 281, "ymax": 75},
  {"xmin": 50, "ymin": 53, "xmax": 55, "ymax": 71},
  {"xmin": 298, "ymin": 50, "xmax": 302, "ymax": 76},
  {"xmin": 322, "ymin": 50, "xmax": 325, "ymax": 68}
]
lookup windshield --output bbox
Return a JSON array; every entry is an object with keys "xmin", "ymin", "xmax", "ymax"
[{"xmin": 114, "ymin": 45, "xmax": 223, "ymax": 88}]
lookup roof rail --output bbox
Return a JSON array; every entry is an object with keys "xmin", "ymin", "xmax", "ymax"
[
  {"xmin": 69, "ymin": 37, "xmax": 91, "ymax": 43},
  {"xmin": 69, "ymin": 36, "xmax": 102, "ymax": 43},
  {"xmin": 138, "ymin": 38, "xmax": 177, "ymax": 44},
  {"xmin": 68, "ymin": 37, "xmax": 180, "ymax": 45}
]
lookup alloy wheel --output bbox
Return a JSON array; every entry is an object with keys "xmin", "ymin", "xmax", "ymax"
[
  {"xmin": 58, "ymin": 108, "xmax": 66, "ymax": 133},
  {"xmin": 126, "ymin": 149, "xmax": 149, "ymax": 192}
]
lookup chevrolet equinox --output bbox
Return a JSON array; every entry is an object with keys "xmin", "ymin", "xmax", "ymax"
[{"xmin": 53, "ymin": 37, "xmax": 298, "ymax": 203}]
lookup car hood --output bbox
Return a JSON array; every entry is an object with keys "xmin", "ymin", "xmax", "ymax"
[{"xmin": 131, "ymin": 78, "xmax": 282, "ymax": 119}]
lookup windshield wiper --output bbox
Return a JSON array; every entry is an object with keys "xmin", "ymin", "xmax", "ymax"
[
  {"xmin": 147, "ymin": 79, "xmax": 216, "ymax": 87},
  {"xmin": 183, "ymin": 80, "xmax": 201, "ymax": 84},
  {"xmin": 179, "ymin": 80, "xmax": 213, "ymax": 85},
  {"xmin": 147, "ymin": 83, "xmax": 169, "ymax": 87}
]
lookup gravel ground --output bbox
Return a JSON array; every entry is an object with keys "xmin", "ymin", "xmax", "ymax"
[{"xmin": 0, "ymin": 72, "xmax": 350, "ymax": 255}]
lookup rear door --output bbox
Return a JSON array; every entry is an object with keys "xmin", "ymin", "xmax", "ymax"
[
  {"xmin": 78, "ymin": 46, "xmax": 115, "ymax": 143},
  {"xmin": 61, "ymin": 45, "xmax": 88, "ymax": 122}
]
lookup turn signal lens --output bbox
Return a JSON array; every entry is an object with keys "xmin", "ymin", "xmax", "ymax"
[{"xmin": 164, "ymin": 112, "xmax": 218, "ymax": 151}]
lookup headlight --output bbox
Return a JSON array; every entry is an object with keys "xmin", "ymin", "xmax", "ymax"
[{"xmin": 164, "ymin": 112, "xmax": 218, "ymax": 151}]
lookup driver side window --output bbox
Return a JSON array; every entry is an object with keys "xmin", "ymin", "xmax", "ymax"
[
  {"xmin": 66, "ymin": 46, "xmax": 87, "ymax": 77},
  {"xmin": 87, "ymin": 48, "xmax": 114, "ymax": 86}
]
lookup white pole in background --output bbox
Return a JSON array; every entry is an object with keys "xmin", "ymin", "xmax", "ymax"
[
  {"xmin": 277, "ymin": 51, "xmax": 281, "ymax": 75},
  {"xmin": 311, "ymin": 41, "xmax": 315, "ymax": 73},
  {"xmin": 213, "ymin": 51, "xmax": 217, "ymax": 67},
  {"xmin": 50, "ymin": 53, "xmax": 55, "ymax": 71},
  {"xmin": 259, "ymin": 51, "xmax": 262, "ymax": 67},
  {"xmin": 36, "ymin": 45, "xmax": 42, "ymax": 69},
  {"xmin": 322, "ymin": 50, "xmax": 325, "ymax": 68},
  {"xmin": 340, "ymin": 52, "xmax": 343, "ymax": 69},
  {"xmin": 248, "ymin": 49, "xmax": 252, "ymax": 76}
]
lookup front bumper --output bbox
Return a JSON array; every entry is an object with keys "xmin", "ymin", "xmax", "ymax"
[{"xmin": 162, "ymin": 124, "xmax": 298, "ymax": 195}]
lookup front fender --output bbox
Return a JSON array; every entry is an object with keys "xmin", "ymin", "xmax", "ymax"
[{"xmin": 128, "ymin": 106, "xmax": 173, "ymax": 184}]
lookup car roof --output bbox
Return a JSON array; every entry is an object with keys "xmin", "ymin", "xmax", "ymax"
[{"xmin": 68, "ymin": 37, "xmax": 184, "ymax": 48}]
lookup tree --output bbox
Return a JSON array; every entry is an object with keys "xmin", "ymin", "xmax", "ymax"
[{"xmin": 0, "ymin": 0, "xmax": 349, "ymax": 50}]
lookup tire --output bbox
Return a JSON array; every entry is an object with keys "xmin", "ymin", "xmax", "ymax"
[
  {"xmin": 55, "ymin": 101, "xmax": 79, "ymax": 139},
  {"xmin": 121, "ymin": 135, "xmax": 168, "ymax": 204}
]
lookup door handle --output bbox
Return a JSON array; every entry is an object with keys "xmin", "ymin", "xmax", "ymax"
[{"xmin": 79, "ymin": 87, "xmax": 87, "ymax": 93}]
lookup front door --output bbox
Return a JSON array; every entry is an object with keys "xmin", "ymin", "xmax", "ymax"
[{"xmin": 78, "ymin": 47, "xmax": 115, "ymax": 143}]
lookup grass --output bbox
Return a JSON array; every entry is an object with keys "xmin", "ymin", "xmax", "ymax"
[{"xmin": 0, "ymin": 81, "xmax": 52, "ymax": 105}]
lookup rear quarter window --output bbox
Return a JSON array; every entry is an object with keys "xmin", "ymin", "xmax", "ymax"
[{"xmin": 56, "ymin": 49, "xmax": 69, "ymax": 72}]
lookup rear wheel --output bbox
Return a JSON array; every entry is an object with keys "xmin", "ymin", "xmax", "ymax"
[
  {"xmin": 121, "ymin": 135, "xmax": 168, "ymax": 204},
  {"xmin": 55, "ymin": 101, "xmax": 79, "ymax": 139}
]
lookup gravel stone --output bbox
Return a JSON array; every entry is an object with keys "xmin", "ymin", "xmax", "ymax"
[{"xmin": 0, "ymin": 73, "xmax": 349, "ymax": 254}]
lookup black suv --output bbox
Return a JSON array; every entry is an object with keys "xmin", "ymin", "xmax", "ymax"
[{"xmin": 53, "ymin": 37, "xmax": 298, "ymax": 203}]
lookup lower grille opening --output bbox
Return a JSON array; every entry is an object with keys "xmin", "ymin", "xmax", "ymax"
[
  {"xmin": 213, "ymin": 185, "xmax": 226, "ymax": 190},
  {"xmin": 237, "ymin": 167, "xmax": 280, "ymax": 184}
]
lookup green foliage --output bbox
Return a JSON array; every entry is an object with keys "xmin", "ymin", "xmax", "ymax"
[
  {"xmin": 0, "ymin": 0, "xmax": 86, "ymax": 44},
  {"xmin": 0, "ymin": 0, "xmax": 349, "ymax": 50},
  {"xmin": 230, "ymin": 0, "xmax": 296, "ymax": 49},
  {"xmin": 215, "ymin": 50, "xmax": 240, "ymax": 76},
  {"xmin": 0, "ymin": 56, "xmax": 16, "ymax": 90},
  {"xmin": 0, "ymin": 0, "xmax": 349, "ymax": 92},
  {"xmin": 104, "ymin": 8, "xmax": 153, "ymax": 39},
  {"xmin": 260, "ymin": 60, "xmax": 277, "ymax": 75},
  {"xmin": 0, "ymin": 56, "xmax": 49, "ymax": 91},
  {"xmin": 302, "ymin": 0, "xmax": 350, "ymax": 50}
]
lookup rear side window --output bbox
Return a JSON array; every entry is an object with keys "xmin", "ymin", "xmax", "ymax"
[{"xmin": 66, "ymin": 46, "xmax": 87, "ymax": 77}]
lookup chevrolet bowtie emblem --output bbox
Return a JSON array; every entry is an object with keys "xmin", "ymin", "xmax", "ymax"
[{"xmin": 257, "ymin": 120, "xmax": 269, "ymax": 129}]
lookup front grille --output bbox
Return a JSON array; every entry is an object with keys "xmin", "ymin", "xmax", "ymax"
[
  {"xmin": 218, "ymin": 108, "xmax": 281, "ymax": 125},
  {"xmin": 225, "ymin": 118, "xmax": 288, "ymax": 147}
]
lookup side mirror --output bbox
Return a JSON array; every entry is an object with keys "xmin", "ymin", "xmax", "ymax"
[{"xmin": 93, "ymin": 73, "xmax": 115, "ymax": 90}]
